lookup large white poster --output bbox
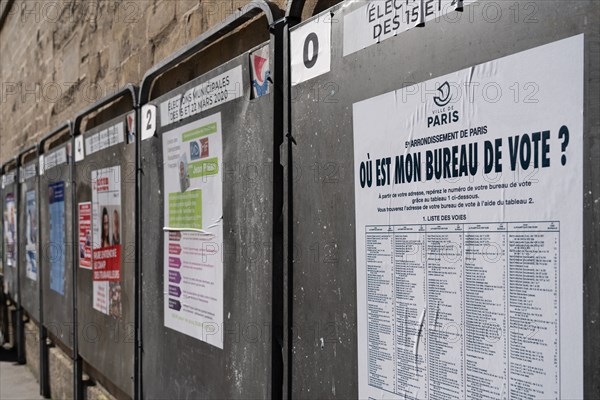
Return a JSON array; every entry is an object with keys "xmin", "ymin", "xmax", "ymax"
[
  {"xmin": 162, "ymin": 112, "xmax": 224, "ymax": 349},
  {"xmin": 353, "ymin": 35, "xmax": 583, "ymax": 399}
]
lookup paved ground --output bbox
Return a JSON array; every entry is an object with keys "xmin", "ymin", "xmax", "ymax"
[{"xmin": 0, "ymin": 346, "xmax": 42, "ymax": 400}]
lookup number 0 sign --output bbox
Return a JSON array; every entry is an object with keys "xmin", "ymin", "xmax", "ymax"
[{"xmin": 291, "ymin": 18, "xmax": 332, "ymax": 86}]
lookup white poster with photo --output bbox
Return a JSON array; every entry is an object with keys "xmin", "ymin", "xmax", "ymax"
[
  {"xmin": 162, "ymin": 112, "xmax": 224, "ymax": 349},
  {"xmin": 4, "ymin": 192, "xmax": 17, "ymax": 267},
  {"xmin": 91, "ymin": 166, "xmax": 122, "ymax": 318},
  {"xmin": 25, "ymin": 190, "xmax": 37, "ymax": 281},
  {"xmin": 354, "ymin": 35, "xmax": 583, "ymax": 399}
]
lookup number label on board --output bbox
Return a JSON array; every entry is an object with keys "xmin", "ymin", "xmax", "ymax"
[
  {"xmin": 141, "ymin": 104, "xmax": 157, "ymax": 140},
  {"xmin": 75, "ymin": 135, "xmax": 85, "ymax": 162},
  {"xmin": 291, "ymin": 17, "xmax": 332, "ymax": 86}
]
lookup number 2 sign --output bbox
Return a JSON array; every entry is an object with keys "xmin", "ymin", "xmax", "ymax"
[{"xmin": 141, "ymin": 104, "xmax": 157, "ymax": 141}]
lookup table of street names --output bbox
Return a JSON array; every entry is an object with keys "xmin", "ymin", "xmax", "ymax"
[{"xmin": 365, "ymin": 221, "xmax": 560, "ymax": 400}]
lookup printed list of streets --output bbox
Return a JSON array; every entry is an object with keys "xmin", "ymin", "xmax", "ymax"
[{"xmin": 365, "ymin": 220, "xmax": 560, "ymax": 399}]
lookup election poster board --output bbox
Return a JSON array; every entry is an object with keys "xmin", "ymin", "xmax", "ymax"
[
  {"xmin": 74, "ymin": 114, "xmax": 136, "ymax": 397},
  {"xmin": 25, "ymin": 190, "xmax": 37, "ymax": 281},
  {"xmin": 353, "ymin": 35, "xmax": 583, "ymax": 399},
  {"xmin": 91, "ymin": 166, "xmax": 122, "ymax": 318},
  {"xmin": 162, "ymin": 112, "xmax": 224, "ymax": 349},
  {"xmin": 49, "ymin": 181, "xmax": 65, "ymax": 295},
  {"xmin": 0, "ymin": 183, "xmax": 2, "ymax": 273}
]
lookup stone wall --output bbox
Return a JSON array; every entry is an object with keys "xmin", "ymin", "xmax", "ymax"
[
  {"xmin": 49, "ymin": 346, "xmax": 73, "ymax": 399},
  {"xmin": 24, "ymin": 320, "xmax": 40, "ymax": 382},
  {"xmin": 1, "ymin": 0, "xmax": 339, "ymax": 160}
]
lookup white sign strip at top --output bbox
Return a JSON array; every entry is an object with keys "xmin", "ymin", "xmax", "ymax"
[
  {"xmin": 2, "ymin": 171, "xmax": 16, "ymax": 187},
  {"xmin": 160, "ymin": 65, "xmax": 244, "ymax": 127},
  {"xmin": 44, "ymin": 147, "xmax": 68, "ymax": 171},
  {"xmin": 343, "ymin": 0, "xmax": 476, "ymax": 56},
  {"xmin": 85, "ymin": 122, "xmax": 124, "ymax": 156},
  {"xmin": 20, "ymin": 164, "xmax": 37, "ymax": 182}
]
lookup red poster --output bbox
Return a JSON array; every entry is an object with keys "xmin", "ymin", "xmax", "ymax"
[
  {"xmin": 78, "ymin": 202, "xmax": 92, "ymax": 269},
  {"xmin": 92, "ymin": 245, "xmax": 121, "ymax": 281}
]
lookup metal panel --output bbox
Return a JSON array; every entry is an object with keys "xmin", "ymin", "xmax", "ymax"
[
  {"xmin": 0, "ymin": 175, "xmax": 5, "ymax": 343},
  {"xmin": 140, "ymin": 41, "xmax": 283, "ymax": 398},
  {"xmin": 0, "ymin": 173, "xmax": 3, "ymax": 276},
  {"xmin": 1, "ymin": 159, "xmax": 25, "ymax": 363},
  {"xmin": 74, "ymin": 112, "xmax": 136, "ymax": 398},
  {"xmin": 2, "ymin": 164, "xmax": 19, "ymax": 302},
  {"xmin": 38, "ymin": 126, "xmax": 72, "ymax": 400},
  {"xmin": 39, "ymin": 138, "xmax": 74, "ymax": 350},
  {"xmin": 18, "ymin": 156, "xmax": 40, "ymax": 322},
  {"xmin": 287, "ymin": 0, "xmax": 600, "ymax": 398}
]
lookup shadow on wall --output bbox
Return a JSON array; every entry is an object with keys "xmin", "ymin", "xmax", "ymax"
[{"xmin": 0, "ymin": 346, "xmax": 17, "ymax": 363}]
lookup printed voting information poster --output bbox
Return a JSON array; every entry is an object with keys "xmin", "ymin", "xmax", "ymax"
[
  {"xmin": 162, "ymin": 112, "xmax": 224, "ymax": 349},
  {"xmin": 91, "ymin": 166, "xmax": 122, "ymax": 318},
  {"xmin": 353, "ymin": 35, "xmax": 583, "ymax": 399}
]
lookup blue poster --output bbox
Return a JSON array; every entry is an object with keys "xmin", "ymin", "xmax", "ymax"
[{"xmin": 49, "ymin": 181, "xmax": 65, "ymax": 295}]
